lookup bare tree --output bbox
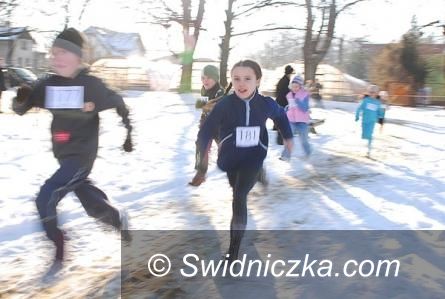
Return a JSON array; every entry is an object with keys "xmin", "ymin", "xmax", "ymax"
[
  {"xmin": 78, "ymin": 0, "xmax": 92, "ymax": 25},
  {"xmin": 219, "ymin": 0, "xmax": 305, "ymax": 87},
  {"xmin": 0, "ymin": 0, "xmax": 18, "ymax": 20},
  {"xmin": 251, "ymin": 31, "xmax": 304, "ymax": 69},
  {"xmin": 179, "ymin": 0, "xmax": 206, "ymax": 92},
  {"xmin": 303, "ymin": 0, "xmax": 367, "ymax": 81},
  {"xmin": 60, "ymin": 0, "xmax": 92, "ymax": 29},
  {"xmin": 136, "ymin": 0, "xmax": 206, "ymax": 92}
]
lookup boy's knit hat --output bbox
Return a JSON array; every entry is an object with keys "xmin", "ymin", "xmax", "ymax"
[
  {"xmin": 284, "ymin": 65, "xmax": 294, "ymax": 75},
  {"xmin": 202, "ymin": 65, "xmax": 219, "ymax": 82},
  {"xmin": 291, "ymin": 75, "xmax": 304, "ymax": 85},
  {"xmin": 52, "ymin": 28, "xmax": 84, "ymax": 57}
]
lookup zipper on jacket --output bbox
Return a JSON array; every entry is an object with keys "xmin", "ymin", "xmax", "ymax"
[
  {"xmin": 219, "ymin": 133, "xmax": 233, "ymax": 147},
  {"xmin": 243, "ymin": 89, "xmax": 256, "ymax": 126}
]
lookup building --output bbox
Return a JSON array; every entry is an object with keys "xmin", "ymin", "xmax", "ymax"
[
  {"xmin": 83, "ymin": 26, "xmax": 145, "ymax": 63},
  {"xmin": 0, "ymin": 27, "xmax": 35, "ymax": 68}
]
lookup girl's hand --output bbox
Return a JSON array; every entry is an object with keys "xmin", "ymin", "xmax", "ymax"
[{"xmin": 283, "ymin": 138, "xmax": 294, "ymax": 154}]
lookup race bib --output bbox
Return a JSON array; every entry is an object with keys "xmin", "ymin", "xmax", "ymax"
[
  {"xmin": 236, "ymin": 126, "xmax": 260, "ymax": 148},
  {"xmin": 45, "ymin": 86, "xmax": 84, "ymax": 109},
  {"xmin": 366, "ymin": 103, "xmax": 378, "ymax": 111}
]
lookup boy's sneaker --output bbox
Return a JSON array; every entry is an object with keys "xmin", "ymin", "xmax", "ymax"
[
  {"xmin": 279, "ymin": 156, "xmax": 290, "ymax": 162},
  {"xmin": 119, "ymin": 209, "xmax": 132, "ymax": 243},
  {"xmin": 189, "ymin": 172, "xmax": 206, "ymax": 186},
  {"xmin": 54, "ymin": 230, "xmax": 64, "ymax": 261}
]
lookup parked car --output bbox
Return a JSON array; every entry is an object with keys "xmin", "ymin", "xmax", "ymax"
[{"xmin": 6, "ymin": 67, "xmax": 38, "ymax": 87}]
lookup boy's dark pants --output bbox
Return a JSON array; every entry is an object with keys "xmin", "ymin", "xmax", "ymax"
[{"xmin": 36, "ymin": 156, "xmax": 120, "ymax": 244}]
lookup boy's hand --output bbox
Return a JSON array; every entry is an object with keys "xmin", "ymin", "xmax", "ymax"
[
  {"xmin": 202, "ymin": 101, "xmax": 216, "ymax": 113},
  {"xmin": 16, "ymin": 85, "xmax": 32, "ymax": 102},
  {"xmin": 83, "ymin": 101, "xmax": 95, "ymax": 112}
]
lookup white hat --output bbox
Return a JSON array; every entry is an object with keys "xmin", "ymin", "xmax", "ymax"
[
  {"xmin": 378, "ymin": 90, "xmax": 388, "ymax": 99},
  {"xmin": 367, "ymin": 84, "xmax": 379, "ymax": 94}
]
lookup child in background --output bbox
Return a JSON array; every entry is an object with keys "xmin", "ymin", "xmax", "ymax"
[
  {"xmin": 355, "ymin": 85, "xmax": 384, "ymax": 157},
  {"xmin": 274, "ymin": 65, "xmax": 294, "ymax": 145},
  {"xmin": 190, "ymin": 65, "xmax": 225, "ymax": 186},
  {"xmin": 280, "ymin": 75, "xmax": 311, "ymax": 161}
]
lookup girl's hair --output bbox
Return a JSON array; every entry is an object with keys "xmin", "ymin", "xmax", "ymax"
[{"xmin": 231, "ymin": 60, "xmax": 262, "ymax": 80}]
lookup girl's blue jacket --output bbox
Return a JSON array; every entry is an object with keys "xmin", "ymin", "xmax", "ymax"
[{"xmin": 198, "ymin": 90, "xmax": 292, "ymax": 172}]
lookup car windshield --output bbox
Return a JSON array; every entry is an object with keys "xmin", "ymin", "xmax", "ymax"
[{"xmin": 13, "ymin": 68, "xmax": 37, "ymax": 80}]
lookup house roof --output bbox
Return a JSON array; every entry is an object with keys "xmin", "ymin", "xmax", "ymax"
[
  {"xmin": 0, "ymin": 27, "xmax": 34, "ymax": 42},
  {"xmin": 83, "ymin": 26, "xmax": 145, "ymax": 57}
]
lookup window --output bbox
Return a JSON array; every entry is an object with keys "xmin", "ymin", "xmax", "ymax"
[
  {"xmin": 21, "ymin": 40, "xmax": 27, "ymax": 50},
  {"xmin": 18, "ymin": 57, "xmax": 23, "ymax": 66}
]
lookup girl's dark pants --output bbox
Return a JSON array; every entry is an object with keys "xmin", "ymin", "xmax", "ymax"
[
  {"xmin": 226, "ymin": 166, "xmax": 261, "ymax": 261},
  {"xmin": 36, "ymin": 155, "xmax": 120, "ymax": 257}
]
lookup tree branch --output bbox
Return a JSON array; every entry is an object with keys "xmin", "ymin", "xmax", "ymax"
[
  {"xmin": 232, "ymin": 26, "xmax": 305, "ymax": 37},
  {"xmin": 234, "ymin": 0, "xmax": 305, "ymax": 18},
  {"xmin": 336, "ymin": 0, "xmax": 366, "ymax": 16}
]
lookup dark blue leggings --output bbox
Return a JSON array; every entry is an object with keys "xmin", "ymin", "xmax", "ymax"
[
  {"xmin": 36, "ymin": 156, "xmax": 120, "ymax": 243},
  {"xmin": 226, "ymin": 166, "xmax": 260, "ymax": 260}
]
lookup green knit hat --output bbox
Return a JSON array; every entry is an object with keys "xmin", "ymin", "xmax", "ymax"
[{"xmin": 202, "ymin": 65, "xmax": 219, "ymax": 82}]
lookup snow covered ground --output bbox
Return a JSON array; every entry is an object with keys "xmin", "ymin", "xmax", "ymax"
[{"xmin": 0, "ymin": 91, "xmax": 444, "ymax": 298}]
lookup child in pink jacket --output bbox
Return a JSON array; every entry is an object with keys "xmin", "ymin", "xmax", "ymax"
[{"xmin": 280, "ymin": 75, "xmax": 311, "ymax": 160}]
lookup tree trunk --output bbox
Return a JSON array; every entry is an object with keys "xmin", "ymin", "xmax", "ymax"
[
  {"xmin": 303, "ymin": 0, "xmax": 315, "ymax": 81},
  {"xmin": 178, "ymin": 0, "xmax": 205, "ymax": 93},
  {"xmin": 180, "ymin": 61, "xmax": 194, "ymax": 92},
  {"xmin": 303, "ymin": 0, "xmax": 337, "ymax": 82},
  {"xmin": 219, "ymin": 0, "xmax": 235, "ymax": 88}
]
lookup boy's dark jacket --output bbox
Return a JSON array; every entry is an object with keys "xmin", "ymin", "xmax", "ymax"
[
  {"xmin": 275, "ymin": 75, "xmax": 290, "ymax": 107},
  {"xmin": 13, "ymin": 69, "xmax": 132, "ymax": 159},
  {"xmin": 198, "ymin": 90, "xmax": 292, "ymax": 172}
]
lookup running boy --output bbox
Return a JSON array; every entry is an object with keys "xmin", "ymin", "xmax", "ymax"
[
  {"xmin": 190, "ymin": 65, "xmax": 225, "ymax": 186},
  {"xmin": 13, "ymin": 28, "xmax": 133, "ymax": 263}
]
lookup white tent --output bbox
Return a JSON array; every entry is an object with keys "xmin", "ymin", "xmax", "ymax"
[{"xmin": 262, "ymin": 62, "xmax": 368, "ymax": 100}]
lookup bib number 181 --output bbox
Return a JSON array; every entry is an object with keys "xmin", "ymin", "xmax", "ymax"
[{"xmin": 236, "ymin": 126, "xmax": 260, "ymax": 147}]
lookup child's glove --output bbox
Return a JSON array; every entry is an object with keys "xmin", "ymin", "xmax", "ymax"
[
  {"xmin": 195, "ymin": 99, "xmax": 207, "ymax": 109},
  {"xmin": 16, "ymin": 85, "xmax": 33, "ymax": 103},
  {"xmin": 202, "ymin": 100, "xmax": 217, "ymax": 113}
]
